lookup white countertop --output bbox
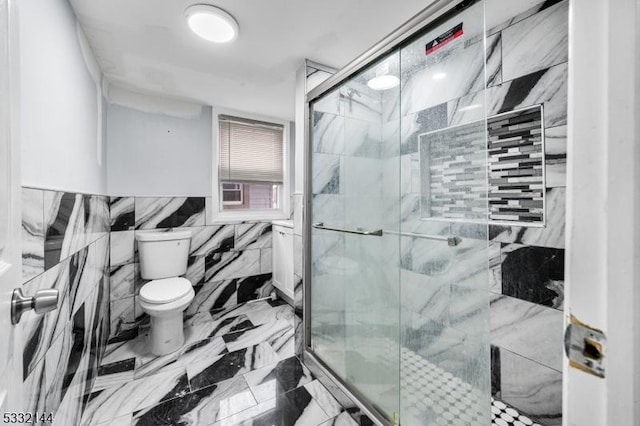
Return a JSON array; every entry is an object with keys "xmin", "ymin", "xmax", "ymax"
[{"xmin": 272, "ymin": 219, "xmax": 294, "ymax": 229}]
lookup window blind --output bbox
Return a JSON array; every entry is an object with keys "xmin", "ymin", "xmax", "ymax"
[{"xmin": 219, "ymin": 115, "xmax": 284, "ymax": 184}]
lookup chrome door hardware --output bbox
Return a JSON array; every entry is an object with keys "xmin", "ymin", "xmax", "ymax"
[
  {"xmin": 564, "ymin": 314, "xmax": 606, "ymax": 378},
  {"xmin": 384, "ymin": 230, "xmax": 460, "ymax": 246},
  {"xmin": 312, "ymin": 222, "xmax": 383, "ymax": 236},
  {"xmin": 11, "ymin": 288, "xmax": 59, "ymax": 325}
]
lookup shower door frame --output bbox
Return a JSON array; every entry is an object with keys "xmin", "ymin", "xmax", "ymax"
[{"xmin": 302, "ymin": 1, "xmax": 479, "ymax": 424}]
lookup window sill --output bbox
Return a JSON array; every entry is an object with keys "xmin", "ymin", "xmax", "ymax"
[{"xmin": 208, "ymin": 209, "xmax": 289, "ymax": 225}]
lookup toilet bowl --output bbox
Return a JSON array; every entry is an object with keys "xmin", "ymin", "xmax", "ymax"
[
  {"xmin": 135, "ymin": 230, "xmax": 193, "ymax": 356},
  {"xmin": 139, "ymin": 277, "xmax": 195, "ymax": 355}
]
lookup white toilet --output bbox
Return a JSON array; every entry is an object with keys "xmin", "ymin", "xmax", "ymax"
[{"xmin": 135, "ymin": 230, "xmax": 195, "ymax": 356}]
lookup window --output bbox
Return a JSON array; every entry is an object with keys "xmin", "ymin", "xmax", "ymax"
[
  {"xmin": 213, "ymin": 111, "xmax": 289, "ymax": 221},
  {"xmin": 221, "ymin": 183, "xmax": 243, "ymax": 206}
]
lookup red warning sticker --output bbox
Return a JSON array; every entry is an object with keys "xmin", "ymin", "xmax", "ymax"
[{"xmin": 425, "ymin": 23, "xmax": 463, "ymax": 55}]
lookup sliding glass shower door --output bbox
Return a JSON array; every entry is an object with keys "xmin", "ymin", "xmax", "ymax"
[
  {"xmin": 309, "ymin": 51, "xmax": 402, "ymax": 419},
  {"xmin": 307, "ymin": 1, "xmax": 490, "ymax": 424}
]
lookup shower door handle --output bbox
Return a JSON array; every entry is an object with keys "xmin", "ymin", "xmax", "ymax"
[{"xmin": 312, "ymin": 222, "xmax": 383, "ymax": 236}]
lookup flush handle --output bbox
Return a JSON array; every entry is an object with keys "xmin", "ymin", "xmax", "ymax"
[{"xmin": 11, "ymin": 288, "xmax": 59, "ymax": 325}]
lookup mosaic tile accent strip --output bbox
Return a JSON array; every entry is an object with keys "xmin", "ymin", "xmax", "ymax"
[
  {"xmin": 488, "ymin": 106, "xmax": 544, "ymax": 224},
  {"xmin": 419, "ymin": 105, "xmax": 545, "ymax": 225},
  {"xmin": 419, "ymin": 120, "xmax": 487, "ymax": 220}
]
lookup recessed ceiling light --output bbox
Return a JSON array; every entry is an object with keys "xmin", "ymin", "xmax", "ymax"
[
  {"xmin": 433, "ymin": 72, "xmax": 447, "ymax": 80},
  {"xmin": 367, "ymin": 74, "xmax": 400, "ymax": 91},
  {"xmin": 185, "ymin": 4, "xmax": 239, "ymax": 43}
]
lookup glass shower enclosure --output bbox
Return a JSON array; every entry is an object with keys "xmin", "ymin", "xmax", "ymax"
[{"xmin": 304, "ymin": 1, "xmax": 491, "ymax": 424}]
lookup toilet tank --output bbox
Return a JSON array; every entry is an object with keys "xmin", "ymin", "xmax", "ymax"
[{"xmin": 135, "ymin": 230, "xmax": 192, "ymax": 280}]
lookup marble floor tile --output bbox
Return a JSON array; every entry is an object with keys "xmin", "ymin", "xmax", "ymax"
[
  {"xmin": 243, "ymin": 356, "xmax": 314, "ymax": 403},
  {"xmin": 132, "ymin": 376, "xmax": 257, "ymax": 426},
  {"xmin": 95, "ymin": 413, "xmax": 133, "ymax": 426},
  {"xmin": 92, "ymin": 358, "xmax": 136, "ymax": 392},
  {"xmin": 246, "ymin": 304, "xmax": 295, "ymax": 325},
  {"xmin": 303, "ymin": 381, "xmax": 343, "ymax": 419},
  {"xmin": 209, "ymin": 314, "xmax": 256, "ymax": 338},
  {"xmin": 187, "ymin": 342, "xmax": 280, "ymax": 393},
  {"xmin": 223, "ymin": 318, "xmax": 294, "ymax": 353},
  {"xmin": 317, "ymin": 411, "xmax": 359, "ymax": 426},
  {"xmin": 80, "ymin": 367, "xmax": 190, "ymax": 425},
  {"xmin": 211, "ymin": 386, "xmax": 330, "ymax": 426}
]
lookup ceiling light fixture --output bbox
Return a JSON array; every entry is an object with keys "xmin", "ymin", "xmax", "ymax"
[
  {"xmin": 185, "ymin": 4, "xmax": 239, "ymax": 43},
  {"xmin": 367, "ymin": 62, "xmax": 399, "ymax": 91},
  {"xmin": 433, "ymin": 72, "xmax": 447, "ymax": 80}
]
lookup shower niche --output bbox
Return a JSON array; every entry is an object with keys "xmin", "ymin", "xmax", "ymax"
[{"xmin": 419, "ymin": 105, "xmax": 546, "ymax": 226}]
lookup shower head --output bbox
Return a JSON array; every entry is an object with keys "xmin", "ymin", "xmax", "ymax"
[{"xmin": 346, "ymin": 88, "xmax": 361, "ymax": 98}]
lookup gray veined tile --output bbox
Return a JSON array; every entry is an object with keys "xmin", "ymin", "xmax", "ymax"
[
  {"xmin": 94, "ymin": 413, "xmax": 133, "ymax": 426},
  {"xmin": 490, "ymin": 294, "xmax": 563, "ymax": 371},
  {"xmin": 210, "ymin": 299, "xmax": 273, "ymax": 321},
  {"xmin": 44, "ymin": 191, "xmax": 87, "ymax": 269},
  {"xmin": 260, "ymin": 248, "xmax": 272, "ymax": 274},
  {"xmin": 190, "ymin": 224, "xmax": 235, "ymax": 257},
  {"xmin": 486, "ymin": 62, "xmax": 568, "ymax": 128},
  {"xmin": 447, "ymin": 91, "xmax": 485, "ymax": 127},
  {"xmin": 22, "ymin": 258, "xmax": 73, "ymax": 379},
  {"xmin": 135, "ymin": 197, "xmax": 205, "ymax": 230},
  {"xmin": 312, "ymin": 153, "xmax": 343, "ymax": 195},
  {"xmin": 110, "ymin": 263, "xmax": 136, "ymax": 302},
  {"xmin": 223, "ymin": 318, "xmax": 294, "ymax": 354},
  {"xmin": 313, "ymin": 111, "xmax": 345, "ymax": 155},
  {"xmin": 210, "ymin": 385, "xmax": 329, "ymax": 426},
  {"xmin": 501, "ymin": 0, "xmax": 569, "ymax": 83},
  {"xmin": 132, "ymin": 375, "xmax": 257, "ymax": 425},
  {"xmin": 80, "ymin": 367, "xmax": 190, "ymax": 425},
  {"xmin": 235, "ymin": 222, "xmax": 272, "ymax": 250},
  {"xmin": 246, "ymin": 304, "xmax": 295, "ymax": 325},
  {"xmin": 133, "ymin": 334, "xmax": 228, "ymax": 380},
  {"xmin": 304, "ymin": 380, "xmax": 343, "ymax": 419},
  {"xmin": 21, "ymin": 187, "xmax": 45, "ymax": 283},
  {"xmin": 85, "ymin": 194, "xmax": 110, "ymax": 243},
  {"xmin": 109, "ymin": 296, "xmax": 136, "ymax": 340},
  {"xmin": 499, "ymin": 347, "xmax": 562, "ymax": 425},
  {"xmin": 110, "ymin": 231, "xmax": 135, "ymax": 267},
  {"xmin": 110, "ymin": 197, "xmax": 135, "ymax": 231},
  {"xmin": 318, "ymin": 411, "xmax": 359, "ymax": 426},
  {"xmin": 186, "ymin": 255, "xmax": 206, "ymax": 285},
  {"xmin": 24, "ymin": 356, "xmax": 46, "ymax": 413},
  {"xmin": 92, "ymin": 358, "xmax": 136, "ymax": 392},
  {"xmin": 399, "ymin": 22, "xmax": 485, "ymax": 117},
  {"xmin": 344, "ymin": 117, "xmax": 382, "ymax": 159},
  {"xmin": 205, "ymin": 250, "xmax": 262, "ymax": 282},
  {"xmin": 486, "ymin": 32, "xmax": 502, "ymax": 87},
  {"xmin": 243, "ymin": 356, "xmax": 314, "ymax": 403},
  {"xmin": 207, "ymin": 314, "xmax": 255, "ymax": 338},
  {"xmin": 44, "ymin": 323, "xmax": 74, "ymax": 413},
  {"xmin": 187, "ymin": 342, "xmax": 280, "ymax": 392},
  {"xmin": 187, "ymin": 280, "xmax": 238, "ymax": 315}
]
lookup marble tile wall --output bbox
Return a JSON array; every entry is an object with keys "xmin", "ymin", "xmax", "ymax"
[
  {"xmin": 108, "ymin": 196, "xmax": 274, "ymax": 342},
  {"xmin": 485, "ymin": 3, "xmax": 567, "ymax": 424},
  {"xmin": 21, "ymin": 186, "xmax": 110, "ymax": 425},
  {"xmin": 395, "ymin": 1, "xmax": 568, "ymax": 425}
]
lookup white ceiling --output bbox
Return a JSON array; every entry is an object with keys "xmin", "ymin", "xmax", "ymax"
[{"xmin": 68, "ymin": 0, "xmax": 431, "ymax": 120}]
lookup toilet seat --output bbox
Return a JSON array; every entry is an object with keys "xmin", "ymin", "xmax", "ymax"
[{"xmin": 140, "ymin": 277, "xmax": 192, "ymax": 304}]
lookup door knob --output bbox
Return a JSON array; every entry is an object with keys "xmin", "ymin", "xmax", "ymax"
[{"xmin": 11, "ymin": 288, "xmax": 58, "ymax": 325}]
